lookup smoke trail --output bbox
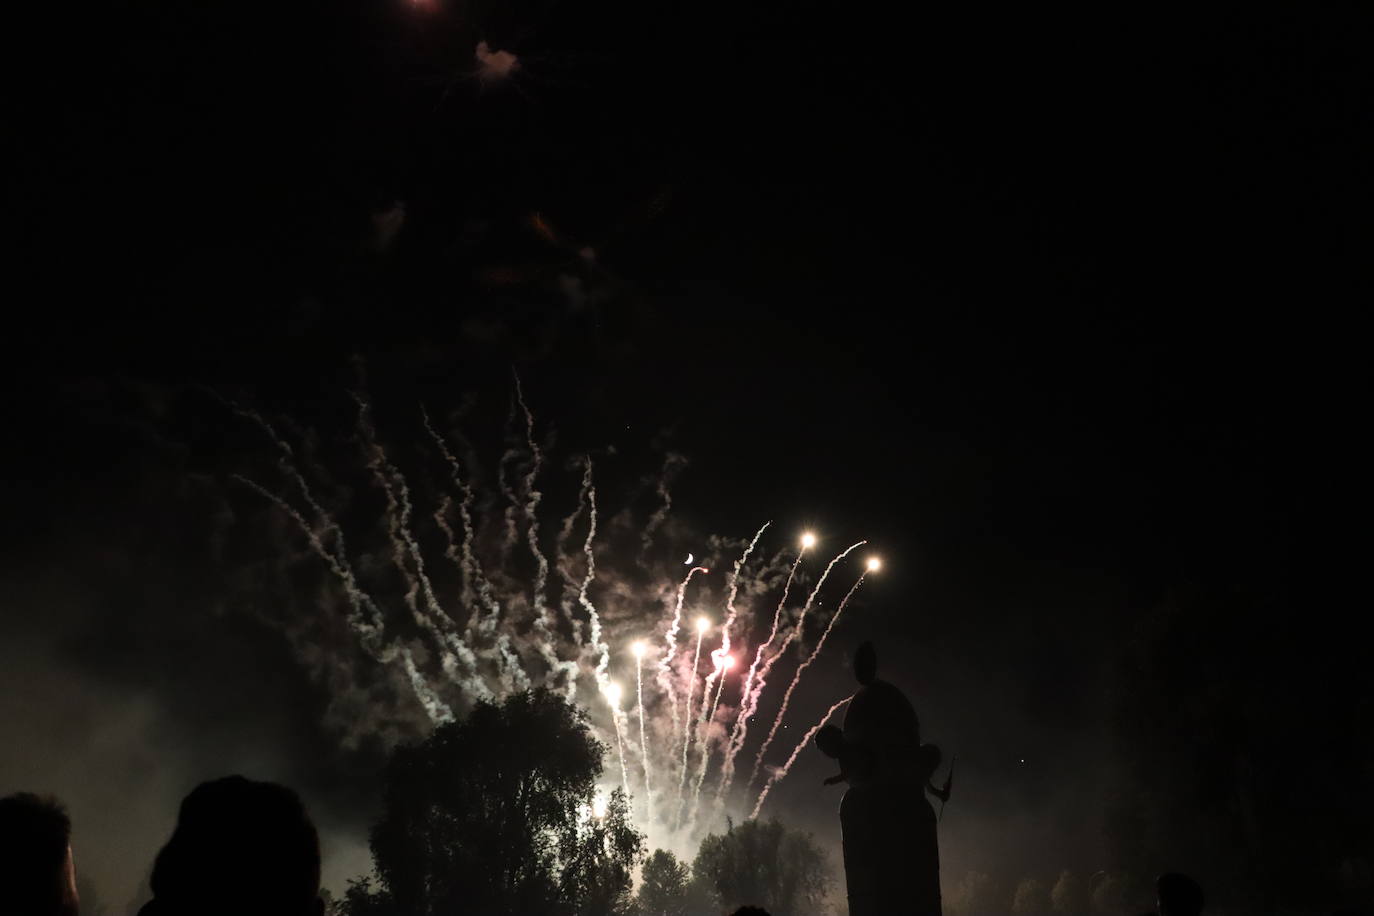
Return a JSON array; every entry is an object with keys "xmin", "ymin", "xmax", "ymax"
[
  {"xmin": 231, "ymin": 458, "xmax": 468, "ymax": 721},
  {"xmin": 574, "ymin": 458, "xmax": 610, "ymax": 688},
  {"xmin": 714, "ymin": 546, "xmax": 805, "ymax": 802},
  {"xmin": 751, "ymin": 564, "xmax": 870, "ymax": 790},
  {"xmin": 553, "ymin": 465, "xmax": 593, "ymax": 646},
  {"xmin": 640, "ymin": 451, "xmax": 687, "ymax": 559},
  {"xmin": 225, "ymin": 403, "xmax": 383, "ymax": 639},
  {"xmin": 658, "ymin": 565, "xmax": 707, "ymax": 767},
  {"xmin": 421, "ymin": 407, "xmax": 479, "ymax": 612},
  {"xmin": 513, "ymin": 373, "xmax": 578, "ymax": 693},
  {"xmin": 749, "ymin": 694, "xmax": 853, "ymax": 820},
  {"xmin": 634, "ymin": 652, "xmax": 652, "ymax": 821},
  {"xmin": 673, "ymin": 623, "xmax": 707, "ymax": 830},
  {"xmin": 495, "ymin": 397, "xmax": 523, "ymax": 568},
  {"xmin": 425, "ymin": 405, "xmax": 521, "ymax": 692},
  {"xmin": 401, "ymin": 647, "xmax": 457, "ymax": 725},
  {"xmin": 231, "ymin": 475, "xmax": 389, "ymax": 661},
  {"xmin": 356, "ymin": 396, "xmax": 492, "ymax": 698},
  {"xmin": 226, "ymin": 404, "xmax": 339, "ymax": 549}
]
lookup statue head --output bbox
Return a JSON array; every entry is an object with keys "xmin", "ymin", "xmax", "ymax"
[{"xmin": 854, "ymin": 642, "xmax": 877, "ymax": 686}]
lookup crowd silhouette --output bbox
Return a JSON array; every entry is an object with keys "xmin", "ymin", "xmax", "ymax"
[{"xmin": 3, "ymin": 779, "xmax": 1221, "ymax": 916}]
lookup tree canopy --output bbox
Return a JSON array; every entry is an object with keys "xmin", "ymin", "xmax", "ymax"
[
  {"xmin": 343, "ymin": 688, "xmax": 643, "ymax": 916},
  {"xmin": 690, "ymin": 818, "xmax": 830, "ymax": 916},
  {"xmin": 633, "ymin": 849, "xmax": 692, "ymax": 916}
]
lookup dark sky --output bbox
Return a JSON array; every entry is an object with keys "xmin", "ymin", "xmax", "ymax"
[{"xmin": 4, "ymin": 1, "xmax": 1370, "ymax": 910}]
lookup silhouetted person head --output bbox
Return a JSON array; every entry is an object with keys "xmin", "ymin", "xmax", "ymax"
[
  {"xmin": 1157, "ymin": 872, "xmax": 1204, "ymax": 916},
  {"xmin": 854, "ymin": 642, "xmax": 877, "ymax": 686},
  {"xmin": 140, "ymin": 776, "xmax": 322, "ymax": 916},
  {"xmin": 0, "ymin": 792, "xmax": 79, "ymax": 916}
]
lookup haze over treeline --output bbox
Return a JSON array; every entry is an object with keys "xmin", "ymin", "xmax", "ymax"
[{"xmin": 4, "ymin": 0, "xmax": 1370, "ymax": 912}]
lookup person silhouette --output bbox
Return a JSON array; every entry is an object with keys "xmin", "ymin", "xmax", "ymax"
[
  {"xmin": 1156, "ymin": 873, "xmax": 1204, "ymax": 916},
  {"xmin": 138, "ymin": 776, "xmax": 324, "ymax": 916},
  {"xmin": 0, "ymin": 792, "xmax": 80, "ymax": 916}
]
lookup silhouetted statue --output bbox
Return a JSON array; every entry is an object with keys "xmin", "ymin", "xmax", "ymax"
[
  {"xmin": 0, "ymin": 793, "xmax": 80, "ymax": 916},
  {"xmin": 138, "ymin": 776, "xmax": 324, "ymax": 916},
  {"xmin": 1156, "ymin": 873, "xmax": 1204, "ymax": 916},
  {"xmin": 817, "ymin": 642, "xmax": 947, "ymax": 916}
]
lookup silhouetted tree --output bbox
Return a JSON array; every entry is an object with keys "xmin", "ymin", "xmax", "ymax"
[
  {"xmin": 343, "ymin": 689, "xmax": 643, "ymax": 916},
  {"xmin": 945, "ymin": 870, "xmax": 996, "ymax": 916},
  {"xmin": 1012, "ymin": 876, "xmax": 1049, "ymax": 916},
  {"xmin": 1087, "ymin": 872, "xmax": 1129, "ymax": 915},
  {"xmin": 634, "ymin": 850, "xmax": 690, "ymax": 916},
  {"xmin": 691, "ymin": 818, "xmax": 828, "ymax": 916},
  {"xmin": 335, "ymin": 877, "xmax": 396, "ymax": 916},
  {"xmin": 1049, "ymin": 869, "xmax": 1085, "ymax": 915}
]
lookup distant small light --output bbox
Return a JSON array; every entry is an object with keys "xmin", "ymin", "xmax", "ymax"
[
  {"xmin": 696, "ymin": 617, "xmax": 711, "ymax": 633},
  {"xmin": 866, "ymin": 557, "xmax": 882, "ymax": 572},
  {"xmin": 801, "ymin": 532, "xmax": 817, "ymax": 549},
  {"xmin": 630, "ymin": 640, "xmax": 647, "ymax": 660},
  {"xmin": 603, "ymin": 682, "xmax": 623, "ymax": 707}
]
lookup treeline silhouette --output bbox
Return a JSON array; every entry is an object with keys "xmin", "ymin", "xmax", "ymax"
[{"xmin": 5, "ymin": 688, "xmax": 1370, "ymax": 915}]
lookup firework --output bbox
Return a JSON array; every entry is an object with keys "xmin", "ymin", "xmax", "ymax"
[
  {"xmin": 674, "ymin": 616, "xmax": 710, "ymax": 829},
  {"xmin": 751, "ymin": 562, "xmax": 874, "ymax": 792},
  {"xmin": 232, "ymin": 388, "xmax": 877, "ymax": 844},
  {"xmin": 750, "ymin": 694, "xmax": 853, "ymax": 819},
  {"xmin": 632, "ymin": 640, "xmax": 652, "ymax": 818},
  {"xmin": 747, "ymin": 540, "xmax": 867, "ymax": 791}
]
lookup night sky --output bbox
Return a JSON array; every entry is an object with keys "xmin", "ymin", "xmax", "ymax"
[{"xmin": 4, "ymin": 1, "xmax": 1371, "ymax": 911}]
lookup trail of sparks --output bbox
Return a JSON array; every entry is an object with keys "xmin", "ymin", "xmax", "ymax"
[
  {"xmin": 747, "ymin": 541, "xmax": 862, "ymax": 791},
  {"xmin": 635, "ymin": 652, "xmax": 652, "ymax": 820},
  {"xmin": 682, "ymin": 525, "xmax": 767, "ymax": 830},
  {"xmin": 659, "ymin": 565, "xmax": 707, "ymax": 771},
  {"xmin": 674, "ymin": 624, "xmax": 707, "ymax": 830},
  {"xmin": 752, "ymin": 565, "xmax": 870, "ymax": 790},
  {"xmin": 687, "ymin": 659, "xmax": 731, "ymax": 836},
  {"xmin": 715, "ymin": 545, "xmax": 806, "ymax": 803},
  {"xmin": 231, "ymin": 391, "xmax": 890, "ymax": 838},
  {"xmin": 713, "ymin": 523, "xmax": 770, "ymax": 669},
  {"xmin": 750, "ymin": 694, "xmax": 853, "ymax": 820},
  {"xmin": 610, "ymin": 704, "xmax": 631, "ymax": 802}
]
